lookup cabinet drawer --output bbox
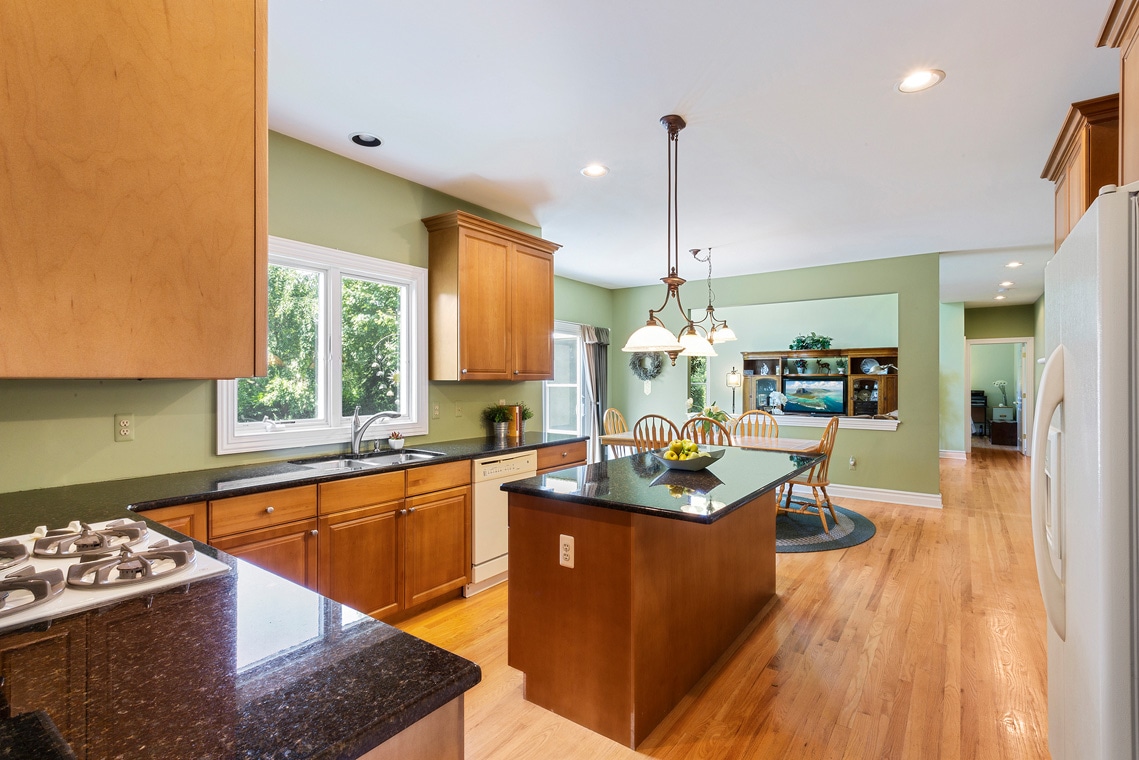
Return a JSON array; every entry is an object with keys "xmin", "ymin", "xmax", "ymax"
[
  {"xmin": 209, "ymin": 485, "xmax": 317, "ymax": 539},
  {"xmin": 536, "ymin": 441, "xmax": 587, "ymax": 472},
  {"xmin": 319, "ymin": 471, "xmax": 405, "ymax": 515},
  {"xmin": 406, "ymin": 460, "xmax": 470, "ymax": 496}
]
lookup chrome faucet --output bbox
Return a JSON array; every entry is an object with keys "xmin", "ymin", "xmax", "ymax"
[{"xmin": 351, "ymin": 406, "xmax": 401, "ymax": 455}]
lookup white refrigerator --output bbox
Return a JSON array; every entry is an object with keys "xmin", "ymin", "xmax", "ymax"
[{"xmin": 1032, "ymin": 181, "xmax": 1138, "ymax": 760}]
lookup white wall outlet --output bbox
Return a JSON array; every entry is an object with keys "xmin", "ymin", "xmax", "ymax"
[
  {"xmin": 114, "ymin": 413, "xmax": 135, "ymax": 442},
  {"xmin": 498, "ymin": 398, "xmax": 506, "ymax": 405},
  {"xmin": 559, "ymin": 534, "xmax": 575, "ymax": 568},
  {"xmin": 848, "ymin": 455, "xmax": 856, "ymax": 470},
  {"xmin": 432, "ymin": 403, "xmax": 440, "ymax": 419},
  {"xmin": 454, "ymin": 404, "xmax": 462, "ymax": 417}
]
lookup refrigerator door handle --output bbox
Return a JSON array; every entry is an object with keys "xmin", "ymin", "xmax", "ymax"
[{"xmin": 1031, "ymin": 344, "xmax": 1066, "ymax": 641}]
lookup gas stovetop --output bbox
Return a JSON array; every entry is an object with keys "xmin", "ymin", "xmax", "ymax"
[{"xmin": 0, "ymin": 518, "xmax": 230, "ymax": 633}]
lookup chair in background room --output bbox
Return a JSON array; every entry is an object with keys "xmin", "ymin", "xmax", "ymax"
[
  {"xmin": 732, "ymin": 409, "xmax": 779, "ymax": 439},
  {"xmin": 632, "ymin": 414, "xmax": 680, "ymax": 453},
  {"xmin": 603, "ymin": 407, "xmax": 634, "ymax": 458},
  {"xmin": 680, "ymin": 416, "xmax": 733, "ymax": 447},
  {"xmin": 777, "ymin": 416, "xmax": 840, "ymax": 532}
]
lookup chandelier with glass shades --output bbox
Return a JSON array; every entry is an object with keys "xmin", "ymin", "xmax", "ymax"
[
  {"xmin": 688, "ymin": 247, "xmax": 737, "ymax": 345},
  {"xmin": 621, "ymin": 115, "xmax": 717, "ymax": 365}
]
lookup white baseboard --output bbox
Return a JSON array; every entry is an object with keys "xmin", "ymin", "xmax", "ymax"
[
  {"xmin": 823, "ymin": 483, "xmax": 943, "ymax": 509},
  {"xmin": 939, "ymin": 450, "xmax": 967, "ymax": 460}
]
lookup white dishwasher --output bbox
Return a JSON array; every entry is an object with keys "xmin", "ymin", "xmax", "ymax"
[{"xmin": 465, "ymin": 450, "xmax": 537, "ymax": 597}]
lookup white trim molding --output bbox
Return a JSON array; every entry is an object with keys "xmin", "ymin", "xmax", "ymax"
[
  {"xmin": 940, "ymin": 450, "xmax": 967, "ymax": 460},
  {"xmin": 773, "ymin": 416, "xmax": 900, "ymax": 431},
  {"xmin": 824, "ymin": 483, "xmax": 943, "ymax": 509}
]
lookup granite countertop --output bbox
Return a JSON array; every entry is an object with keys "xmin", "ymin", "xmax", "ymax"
[
  {"xmin": 0, "ymin": 432, "xmax": 584, "ymax": 759},
  {"xmin": 502, "ymin": 448, "xmax": 820, "ymax": 523}
]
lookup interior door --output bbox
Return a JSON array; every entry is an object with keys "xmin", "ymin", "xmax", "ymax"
[{"xmin": 1017, "ymin": 343, "xmax": 1028, "ymax": 454}]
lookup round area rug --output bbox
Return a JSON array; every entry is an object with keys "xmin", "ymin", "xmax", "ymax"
[{"xmin": 776, "ymin": 502, "xmax": 876, "ymax": 553}]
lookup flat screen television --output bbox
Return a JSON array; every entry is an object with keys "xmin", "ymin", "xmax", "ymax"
[{"xmin": 781, "ymin": 378, "xmax": 846, "ymax": 415}]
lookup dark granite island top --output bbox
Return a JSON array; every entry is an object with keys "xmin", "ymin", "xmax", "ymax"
[
  {"xmin": 500, "ymin": 447, "xmax": 820, "ymax": 522},
  {"xmin": 502, "ymin": 446, "xmax": 819, "ymax": 748}
]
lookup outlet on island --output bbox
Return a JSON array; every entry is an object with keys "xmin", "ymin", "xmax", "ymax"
[{"xmin": 559, "ymin": 534, "xmax": 574, "ymax": 568}]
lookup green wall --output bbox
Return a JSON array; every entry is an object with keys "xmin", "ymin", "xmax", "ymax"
[
  {"xmin": 970, "ymin": 343, "xmax": 1019, "ymax": 410},
  {"xmin": 0, "ymin": 133, "xmax": 612, "ymax": 493},
  {"xmin": 1033, "ymin": 295, "xmax": 1046, "ymax": 392},
  {"xmin": 964, "ymin": 305, "xmax": 1036, "ymax": 339},
  {"xmin": 939, "ymin": 303, "xmax": 966, "ymax": 453},
  {"xmin": 609, "ymin": 254, "xmax": 942, "ymax": 495}
]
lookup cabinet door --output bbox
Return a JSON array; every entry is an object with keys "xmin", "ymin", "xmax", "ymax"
[
  {"xmin": 212, "ymin": 520, "xmax": 319, "ymax": 590},
  {"xmin": 1124, "ymin": 27, "xmax": 1139, "ymax": 184},
  {"xmin": 0, "ymin": 0, "xmax": 266, "ymax": 379},
  {"xmin": 1053, "ymin": 169, "xmax": 1070, "ymax": 251},
  {"xmin": 510, "ymin": 244, "xmax": 555, "ymax": 380},
  {"xmin": 319, "ymin": 503, "xmax": 402, "ymax": 619},
  {"xmin": 458, "ymin": 231, "xmax": 511, "ymax": 380},
  {"xmin": 1066, "ymin": 138, "xmax": 1087, "ymax": 242},
  {"xmin": 143, "ymin": 501, "xmax": 208, "ymax": 542},
  {"xmin": 0, "ymin": 617, "xmax": 87, "ymax": 752},
  {"xmin": 404, "ymin": 487, "xmax": 471, "ymax": 609}
]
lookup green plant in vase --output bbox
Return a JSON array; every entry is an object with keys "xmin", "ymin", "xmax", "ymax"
[
  {"xmin": 795, "ymin": 358, "xmax": 808, "ymax": 374},
  {"xmin": 482, "ymin": 403, "xmax": 513, "ymax": 438},
  {"xmin": 788, "ymin": 332, "xmax": 833, "ymax": 350},
  {"xmin": 835, "ymin": 358, "xmax": 847, "ymax": 374}
]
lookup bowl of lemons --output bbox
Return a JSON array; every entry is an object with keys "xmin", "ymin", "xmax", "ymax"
[{"xmin": 652, "ymin": 439, "xmax": 726, "ymax": 471}]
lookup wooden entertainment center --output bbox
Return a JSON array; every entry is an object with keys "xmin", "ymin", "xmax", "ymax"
[{"xmin": 740, "ymin": 347, "xmax": 898, "ymax": 417}]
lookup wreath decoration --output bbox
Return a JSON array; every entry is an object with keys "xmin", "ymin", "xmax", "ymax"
[{"xmin": 629, "ymin": 352, "xmax": 664, "ymax": 381}]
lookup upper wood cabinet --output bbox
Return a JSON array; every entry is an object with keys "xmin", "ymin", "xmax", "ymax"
[
  {"xmin": 1042, "ymin": 94, "xmax": 1119, "ymax": 250},
  {"xmin": 0, "ymin": 0, "xmax": 267, "ymax": 379},
  {"xmin": 422, "ymin": 212, "xmax": 560, "ymax": 381},
  {"xmin": 1100, "ymin": 0, "xmax": 1139, "ymax": 185}
]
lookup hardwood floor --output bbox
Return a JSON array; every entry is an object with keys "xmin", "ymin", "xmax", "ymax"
[{"xmin": 398, "ymin": 446, "xmax": 1048, "ymax": 759}]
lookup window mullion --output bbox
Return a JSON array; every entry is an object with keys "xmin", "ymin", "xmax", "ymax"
[{"xmin": 328, "ymin": 266, "xmax": 343, "ymax": 430}]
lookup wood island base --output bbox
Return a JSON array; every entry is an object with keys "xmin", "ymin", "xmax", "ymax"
[{"xmin": 507, "ymin": 490, "xmax": 777, "ymax": 748}]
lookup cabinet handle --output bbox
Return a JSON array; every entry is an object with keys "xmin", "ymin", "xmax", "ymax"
[
  {"xmin": 309, "ymin": 529, "xmax": 318, "ymax": 536},
  {"xmin": 408, "ymin": 507, "xmax": 417, "ymax": 514},
  {"xmin": 265, "ymin": 506, "xmax": 275, "ymax": 514}
]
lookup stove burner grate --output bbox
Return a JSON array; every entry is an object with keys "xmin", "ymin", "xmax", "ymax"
[
  {"xmin": 0, "ymin": 566, "xmax": 66, "ymax": 618},
  {"xmin": 0, "ymin": 540, "xmax": 29, "ymax": 572},
  {"xmin": 33, "ymin": 519, "xmax": 147, "ymax": 559},
  {"xmin": 66, "ymin": 540, "xmax": 196, "ymax": 589}
]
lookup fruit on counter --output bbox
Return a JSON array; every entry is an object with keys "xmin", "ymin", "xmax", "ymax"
[{"xmin": 665, "ymin": 439, "xmax": 703, "ymax": 460}]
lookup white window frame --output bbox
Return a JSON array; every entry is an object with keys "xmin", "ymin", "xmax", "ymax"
[
  {"xmin": 544, "ymin": 322, "xmax": 587, "ymax": 436},
  {"xmin": 217, "ymin": 236, "xmax": 428, "ymax": 454}
]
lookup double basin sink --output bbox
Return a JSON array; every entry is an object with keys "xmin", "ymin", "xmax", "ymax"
[{"xmin": 291, "ymin": 450, "xmax": 445, "ymax": 472}]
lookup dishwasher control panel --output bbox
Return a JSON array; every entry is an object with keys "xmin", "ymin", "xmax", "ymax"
[{"xmin": 472, "ymin": 451, "xmax": 538, "ymax": 482}]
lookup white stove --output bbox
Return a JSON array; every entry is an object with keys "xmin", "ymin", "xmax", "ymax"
[{"xmin": 0, "ymin": 518, "xmax": 230, "ymax": 633}]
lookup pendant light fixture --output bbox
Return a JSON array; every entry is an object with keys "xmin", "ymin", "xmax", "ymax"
[
  {"xmin": 621, "ymin": 115, "xmax": 716, "ymax": 365},
  {"xmin": 688, "ymin": 247, "xmax": 737, "ymax": 344}
]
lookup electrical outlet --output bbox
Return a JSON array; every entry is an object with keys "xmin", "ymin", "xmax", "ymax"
[
  {"xmin": 455, "ymin": 404, "xmax": 463, "ymax": 417},
  {"xmin": 432, "ymin": 403, "xmax": 440, "ymax": 419},
  {"xmin": 498, "ymin": 398, "xmax": 506, "ymax": 405},
  {"xmin": 848, "ymin": 456, "xmax": 856, "ymax": 470},
  {"xmin": 559, "ymin": 534, "xmax": 575, "ymax": 568},
  {"xmin": 114, "ymin": 414, "xmax": 135, "ymax": 442}
]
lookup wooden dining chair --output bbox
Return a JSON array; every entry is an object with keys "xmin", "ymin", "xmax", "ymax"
[
  {"xmin": 603, "ymin": 408, "xmax": 634, "ymax": 458},
  {"xmin": 632, "ymin": 414, "xmax": 680, "ymax": 453},
  {"xmin": 679, "ymin": 416, "xmax": 733, "ymax": 447},
  {"xmin": 732, "ymin": 409, "xmax": 779, "ymax": 438},
  {"xmin": 777, "ymin": 416, "xmax": 841, "ymax": 532}
]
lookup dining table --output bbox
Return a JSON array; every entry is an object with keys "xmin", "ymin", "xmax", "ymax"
[{"xmin": 599, "ymin": 429, "xmax": 824, "ymax": 455}]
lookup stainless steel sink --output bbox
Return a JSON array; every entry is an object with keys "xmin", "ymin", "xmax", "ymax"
[{"xmin": 293, "ymin": 449, "xmax": 445, "ymax": 472}]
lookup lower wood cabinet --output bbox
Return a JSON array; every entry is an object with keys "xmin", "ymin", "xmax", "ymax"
[
  {"xmin": 536, "ymin": 441, "xmax": 588, "ymax": 475},
  {"xmin": 211, "ymin": 520, "xmax": 319, "ymax": 590},
  {"xmin": 405, "ymin": 486, "xmax": 470, "ymax": 609},
  {"xmin": 319, "ymin": 501, "xmax": 402, "ymax": 619},
  {"xmin": 141, "ymin": 500, "xmax": 208, "ymax": 542}
]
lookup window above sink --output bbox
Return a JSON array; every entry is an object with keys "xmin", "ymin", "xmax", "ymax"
[{"xmin": 216, "ymin": 237, "xmax": 429, "ymax": 454}]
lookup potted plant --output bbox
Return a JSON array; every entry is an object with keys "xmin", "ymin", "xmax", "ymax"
[
  {"xmin": 699, "ymin": 402, "xmax": 730, "ymax": 434},
  {"xmin": 835, "ymin": 358, "xmax": 847, "ymax": 375},
  {"xmin": 795, "ymin": 358, "xmax": 808, "ymax": 374},
  {"xmin": 387, "ymin": 431, "xmax": 404, "ymax": 450},
  {"xmin": 482, "ymin": 403, "xmax": 513, "ymax": 439},
  {"xmin": 788, "ymin": 332, "xmax": 833, "ymax": 350}
]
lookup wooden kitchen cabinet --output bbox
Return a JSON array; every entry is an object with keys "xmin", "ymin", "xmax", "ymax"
[
  {"xmin": 0, "ymin": 0, "xmax": 267, "ymax": 378},
  {"xmin": 142, "ymin": 501, "xmax": 208, "ymax": 543},
  {"xmin": 1100, "ymin": 0, "xmax": 1139, "ymax": 185},
  {"xmin": 208, "ymin": 485, "xmax": 319, "ymax": 590},
  {"xmin": 536, "ymin": 441, "xmax": 588, "ymax": 474},
  {"xmin": 1042, "ymin": 94, "xmax": 1119, "ymax": 250},
  {"xmin": 404, "ymin": 486, "xmax": 471, "ymax": 609},
  {"xmin": 422, "ymin": 211, "xmax": 560, "ymax": 381}
]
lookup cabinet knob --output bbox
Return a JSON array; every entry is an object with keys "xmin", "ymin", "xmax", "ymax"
[
  {"xmin": 310, "ymin": 529, "xmax": 318, "ymax": 536},
  {"xmin": 513, "ymin": 370, "xmax": 519, "ymax": 375},
  {"xmin": 461, "ymin": 369, "xmax": 468, "ymax": 374},
  {"xmin": 561, "ymin": 452, "xmax": 568, "ymax": 458},
  {"xmin": 399, "ymin": 508, "xmax": 408, "ymax": 516},
  {"xmin": 265, "ymin": 506, "xmax": 275, "ymax": 514},
  {"xmin": 408, "ymin": 507, "xmax": 417, "ymax": 514}
]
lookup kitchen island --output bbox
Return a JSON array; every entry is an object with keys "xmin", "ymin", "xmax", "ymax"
[{"xmin": 501, "ymin": 448, "xmax": 819, "ymax": 748}]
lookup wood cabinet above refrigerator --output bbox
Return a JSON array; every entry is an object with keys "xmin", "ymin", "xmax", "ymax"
[
  {"xmin": 0, "ymin": 0, "xmax": 267, "ymax": 379},
  {"xmin": 422, "ymin": 212, "xmax": 560, "ymax": 381},
  {"xmin": 1099, "ymin": 0, "xmax": 1139, "ymax": 185}
]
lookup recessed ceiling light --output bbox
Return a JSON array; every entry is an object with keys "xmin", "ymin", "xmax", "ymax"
[
  {"xmin": 896, "ymin": 69, "xmax": 946, "ymax": 93},
  {"xmin": 994, "ymin": 295, "xmax": 1007, "ymax": 300},
  {"xmin": 581, "ymin": 164, "xmax": 609, "ymax": 178},
  {"xmin": 1005, "ymin": 261, "xmax": 1023, "ymax": 268},
  {"xmin": 999, "ymin": 281, "xmax": 1015, "ymax": 287},
  {"xmin": 350, "ymin": 132, "xmax": 382, "ymax": 148}
]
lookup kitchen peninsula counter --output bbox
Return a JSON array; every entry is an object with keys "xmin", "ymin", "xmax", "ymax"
[{"xmin": 500, "ymin": 448, "xmax": 819, "ymax": 748}]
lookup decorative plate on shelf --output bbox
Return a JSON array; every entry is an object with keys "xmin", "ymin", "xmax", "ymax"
[{"xmin": 651, "ymin": 448, "xmax": 726, "ymax": 471}]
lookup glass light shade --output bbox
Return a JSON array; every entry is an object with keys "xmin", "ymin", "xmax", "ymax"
[
  {"xmin": 622, "ymin": 321, "xmax": 684, "ymax": 353},
  {"xmin": 725, "ymin": 368, "xmax": 743, "ymax": 388},
  {"xmin": 711, "ymin": 323, "xmax": 737, "ymax": 343},
  {"xmin": 677, "ymin": 327, "xmax": 716, "ymax": 357}
]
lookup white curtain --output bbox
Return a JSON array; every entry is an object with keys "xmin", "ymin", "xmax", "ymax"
[{"xmin": 581, "ymin": 326, "xmax": 609, "ymax": 462}]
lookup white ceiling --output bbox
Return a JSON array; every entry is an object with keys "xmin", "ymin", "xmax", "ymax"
[{"xmin": 268, "ymin": 0, "xmax": 1119, "ymax": 306}]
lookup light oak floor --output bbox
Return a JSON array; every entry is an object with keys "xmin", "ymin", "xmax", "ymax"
[{"xmin": 398, "ymin": 446, "xmax": 1048, "ymax": 759}]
